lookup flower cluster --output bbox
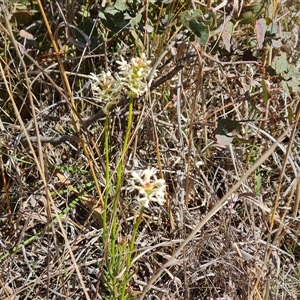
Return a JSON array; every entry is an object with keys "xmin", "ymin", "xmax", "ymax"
[
  {"xmin": 116, "ymin": 53, "xmax": 152, "ymax": 97},
  {"xmin": 89, "ymin": 71, "xmax": 122, "ymax": 113},
  {"xmin": 89, "ymin": 53, "xmax": 153, "ymax": 113},
  {"xmin": 127, "ymin": 167, "xmax": 166, "ymax": 209}
]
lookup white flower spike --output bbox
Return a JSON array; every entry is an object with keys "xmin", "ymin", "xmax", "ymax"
[
  {"xmin": 89, "ymin": 54, "xmax": 155, "ymax": 113},
  {"xmin": 116, "ymin": 53, "xmax": 153, "ymax": 97},
  {"xmin": 89, "ymin": 71, "xmax": 122, "ymax": 114}
]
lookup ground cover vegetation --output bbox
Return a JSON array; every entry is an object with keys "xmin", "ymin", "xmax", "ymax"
[{"xmin": 0, "ymin": 0, "xmax": 300, "ymax": 299}]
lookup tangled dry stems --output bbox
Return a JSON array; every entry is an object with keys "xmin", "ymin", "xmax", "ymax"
[{"xmin": 0, "ymin": 1, "xmax": 300, "ymax": 299}]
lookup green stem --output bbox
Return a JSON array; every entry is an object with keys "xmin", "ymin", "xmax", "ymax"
[
  {"xmin": 111, "ymin": 94, "xmax": 134, "ymax": 243},
  {"xmin": 102, "ymin": 115, "xmax": 110, "ymax": 239},
  {"xmin": 121, "ymin": 207, "xmax": 144, "ymax": 299},
  {"xmin": 106, "ymin": 95, "xmax": 134, "ymax": 297}
]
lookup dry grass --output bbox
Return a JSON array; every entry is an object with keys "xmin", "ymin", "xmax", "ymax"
[{"xmin": 0, "ymin": 0, "xmax": 300, "ymax": 299}]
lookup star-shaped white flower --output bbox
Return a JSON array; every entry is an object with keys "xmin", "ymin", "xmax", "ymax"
[{"xmin": 127, "ymin": 167, "xmax": 166, "ymax": 209}]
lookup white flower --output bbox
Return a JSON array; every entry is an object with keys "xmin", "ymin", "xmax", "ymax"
[
  {"xmin": 116, "ymin": 53, "xmax": 152, "ymax": 97},
  {"xmin": 89, "ymin": 71, "xmax": 122, "ymax": 114},
  {"xmin": 89, "ymin": 54, "xmax": 156, "ymax": 112},
  {"xmin": 127, "ymin": 167, "xmax": 166, "ymax": 209}
]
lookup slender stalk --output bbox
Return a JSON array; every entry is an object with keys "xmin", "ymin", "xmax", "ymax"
[
  {"xmin": 102, "ymin": 115, "xmax": 110, "ymax": 238},
  {"xmin": 106, "ymin": 94, "xmax": 134, "ymax": 298},
  {"xmin": 121, "ymin": 207, "xmax": 144, "ymax": 299}
]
